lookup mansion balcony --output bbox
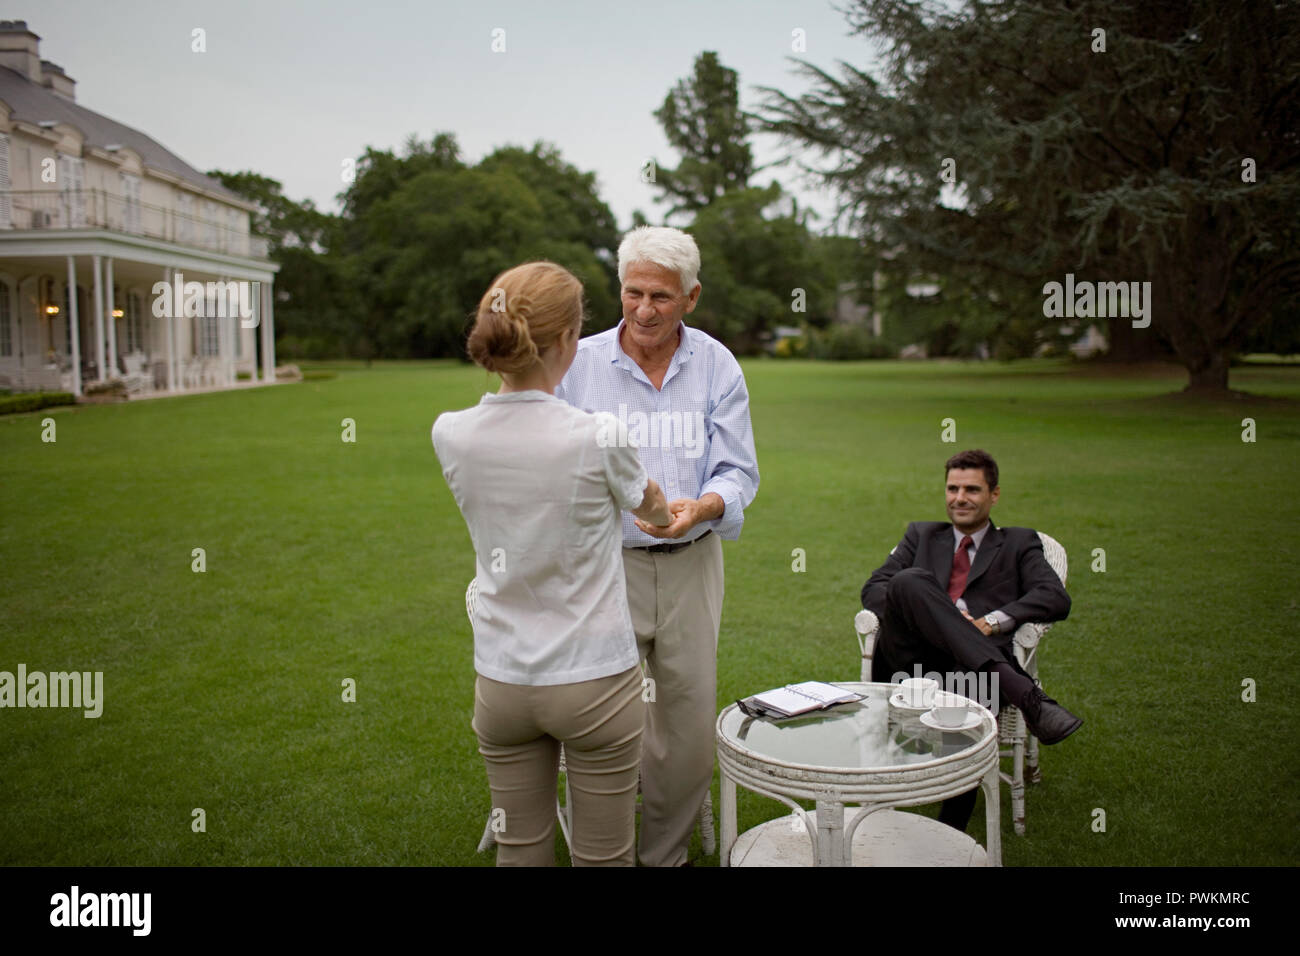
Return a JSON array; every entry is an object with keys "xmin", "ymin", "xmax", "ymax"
[{"xmin": 1, "ymin": 188, "xmax": 270, "ymax": 260}]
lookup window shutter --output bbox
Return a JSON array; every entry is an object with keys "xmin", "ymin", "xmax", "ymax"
[
  {"xmin": 0, "ymin": 134, "xmax": 11, "ymax": 229},
  {"xmin": 121, "ymin": 173, "xmax": 141, "ymax": 234}
]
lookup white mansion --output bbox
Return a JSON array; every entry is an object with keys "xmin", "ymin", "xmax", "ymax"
[{"xmin": 0, "ymin": 20, "xmax": 278, "ymax": 397}]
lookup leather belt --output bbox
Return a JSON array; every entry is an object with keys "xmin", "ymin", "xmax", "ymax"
[{"xmin": 630, "ymin": 529, "xmax": 712, "ymax": 555}]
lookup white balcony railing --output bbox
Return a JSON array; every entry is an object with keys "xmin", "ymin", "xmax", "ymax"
[{"xmin": 1, "ymin": 189, "xmax": 271, "ymax": 259}]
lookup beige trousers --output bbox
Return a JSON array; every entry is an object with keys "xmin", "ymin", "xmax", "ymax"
[
  {"xmin": 473, "ymin": 665, "xmax": 644, "ymax": 866},
  {"xmin": 622, "ymin": 532, "xmax": 725, "ymax": 867}
]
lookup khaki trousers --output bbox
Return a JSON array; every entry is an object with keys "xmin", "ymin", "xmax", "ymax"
[
  {"xmin": 473, "ymin": 665, "xmax": 644, "ymax": 866},
  {"xmin": 622, "ymin": 532, "xmax": 725, "ymax": 867}
]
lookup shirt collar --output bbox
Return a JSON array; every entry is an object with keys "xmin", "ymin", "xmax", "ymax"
[
  {"xmin": 478, "ymin": 389, "xmax": 563, "ymax": 405},
  {"xmin": 607, "ymin": 319, "xmax": 696, "ymax": 376},
  {"xmin": 953, "ymin": 522, "xmax": 992, "ymax": 549}
]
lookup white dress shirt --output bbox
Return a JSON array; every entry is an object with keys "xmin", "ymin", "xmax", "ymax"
[
  {"xmin": 952, "ymin": 524, "xmax": 1015, "ymax": 633},
  {"xmin": 432, "ymin": 390, "xmax": 647, "ymax": 685}
]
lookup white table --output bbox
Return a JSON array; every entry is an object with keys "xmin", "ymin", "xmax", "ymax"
[{"xmin": 717, "ymin": 681, "xmax": 1000, "ymax": 867}]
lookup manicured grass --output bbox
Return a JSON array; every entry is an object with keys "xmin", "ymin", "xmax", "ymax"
[{"xmin": 1, "ymin": 357, "xmax": 1296, "ymax": 866}]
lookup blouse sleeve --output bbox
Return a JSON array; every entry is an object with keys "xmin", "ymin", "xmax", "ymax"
[{"xmin": 595, "ymin": 412, "xmax": 648, "ymax": 512}]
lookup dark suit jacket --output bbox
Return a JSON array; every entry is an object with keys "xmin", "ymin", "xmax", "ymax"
[{"xmin": 861, "ymin": 520, "xmax": 1070, "ymax": 640}]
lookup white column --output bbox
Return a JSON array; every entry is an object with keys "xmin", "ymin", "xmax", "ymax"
[
  {"xmin": 92, "ymin": 255, "xmax": 106, "ymax": 382},
  {"xmin": 249, "ymin": 281, "xmax": 259, "ymax": 382},
  {"xmin": 260, "ymin": 280, "xmax": 275, "ymax": 383},
  {"xmin": 217, "ymin": 275, "xmax": 230, "ymax": 386},
  {"xmin": 104, "ymin": 257, "xmax": 117, "ymax": 375},
  {"xmin": 66, "ymin": 256, "xmax": 82, "ymax": 396},
  {"xmin": 164, "ymin": 266, "xmax": 176, "ymax": 392},
  {"xmin": 228, "ymin": 276, "xmax": 240, "ymax": 385}
]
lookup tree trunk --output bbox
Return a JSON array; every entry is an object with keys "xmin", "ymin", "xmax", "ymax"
[
  {"xmin": 1145, "ymin": 244, "xmax": 1237, "ymax": 395},
  {"xmin": 1184, "ymin": 349, "xmax": 1230, "ymax": 392}
]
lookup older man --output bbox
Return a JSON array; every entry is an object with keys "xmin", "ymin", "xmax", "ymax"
[{"xmin": 556, "ymin": 226, "xmax": 759, "ymax": 866}]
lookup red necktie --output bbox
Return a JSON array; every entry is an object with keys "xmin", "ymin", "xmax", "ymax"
[{"xmin": 948, "ymin": 535, "xmax": 973, "ymax": 602}]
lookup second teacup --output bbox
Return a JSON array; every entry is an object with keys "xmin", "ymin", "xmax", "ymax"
[{"xmin": 931, "ymin": 691, "xmax": 971, "ymax": 727}]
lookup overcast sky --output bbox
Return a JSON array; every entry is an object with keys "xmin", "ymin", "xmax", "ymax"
[{"xmin": 25, "ymin": 0, "xmax": 882, "ymax": 232}]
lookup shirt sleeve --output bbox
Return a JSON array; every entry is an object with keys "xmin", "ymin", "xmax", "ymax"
[
  {"xmin": 431, "ymin": 414, "xmax": 450, "ymax": 466},
  {"xmin": 699, "ymin": 360, "xmax": 759, "ymax": 538},
  {"xmin": 595, "ymin": 412, "xmax": 648, "ymax": 512}
]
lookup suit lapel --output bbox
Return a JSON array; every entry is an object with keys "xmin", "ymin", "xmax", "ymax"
[
  {"xmin": 965, "ymin": 521, "xmax": 1002, "ymax": 590},
  {"xmin": 931, "ymin": 524, "xmax": 955, "ymax": 587}
]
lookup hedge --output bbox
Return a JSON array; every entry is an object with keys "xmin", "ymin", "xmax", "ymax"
[{"xmin": 0, "ymin": 392, "xmax": 77, "ymax": 415}]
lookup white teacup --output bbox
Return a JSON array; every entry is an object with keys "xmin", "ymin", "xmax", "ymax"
[
  {"xmin": 931, "ymin": 691, "xmax": 971, "ymax": 727},
  {"xmin": 900, "ymin": 677, "xmax": 938, "ymax": 708}
]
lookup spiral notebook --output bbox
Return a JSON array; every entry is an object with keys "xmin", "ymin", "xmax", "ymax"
[{"xmin": 739, "ymin": 681, "xmax": 865, "ymax": 719}]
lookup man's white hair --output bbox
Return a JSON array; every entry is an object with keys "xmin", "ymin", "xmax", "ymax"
[{"xmin": 617, "ymin": 226, "xmax": 700, "ymax": 294}]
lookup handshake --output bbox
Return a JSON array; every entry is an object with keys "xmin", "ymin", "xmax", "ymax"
[{"xmin": 631, "ymin": 483, "xmax": 725, "ymax": 540}]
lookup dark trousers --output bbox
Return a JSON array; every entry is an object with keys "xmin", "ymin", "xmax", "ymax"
[{"xmin": 869, "ymin": 567, "xmax": 1016, "ymax": 832}]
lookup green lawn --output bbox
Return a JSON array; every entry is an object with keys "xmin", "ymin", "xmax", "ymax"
[{"xmin": 2, "ymin": 357, "xmax": 1297, "ymax": 866}]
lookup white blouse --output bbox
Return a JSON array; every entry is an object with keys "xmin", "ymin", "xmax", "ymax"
[{"xmin": 432, "ymin": 390, "xmax": 647, "ymax": 685}]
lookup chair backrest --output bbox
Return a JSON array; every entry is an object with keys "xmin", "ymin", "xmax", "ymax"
[
  {"xmin": 1037, "ymin": 531, "xmax": 1067, "ymax": 586},
  {"xmin": 123, "ymin": 353, "xmax": 146, "ymax": 374}
]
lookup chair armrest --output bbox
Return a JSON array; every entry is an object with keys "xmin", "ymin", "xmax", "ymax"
[
  {"xmin": 1011, "ymin": 620, "xmax": 1052, "ymax": 671},
  {"xmin": 854, "ymin": 609, "xmax": 879, "ymax": 661},
  {"xmin": 1012, "ymin": 620, "xmax": 1049, "ymax": 651}
]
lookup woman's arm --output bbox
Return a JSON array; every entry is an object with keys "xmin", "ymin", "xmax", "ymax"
[{"xmin": 631, "ymin": 478, "xmax": 672, "ymax": 527}]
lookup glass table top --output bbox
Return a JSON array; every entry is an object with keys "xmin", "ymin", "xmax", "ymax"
[{"xmin": 719, "ymin": 683, "xmax": 989, "ymax": 771}]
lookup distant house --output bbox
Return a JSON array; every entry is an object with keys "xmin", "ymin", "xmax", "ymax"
[
  {"xmin": 834, "ymin": 280, "xmax": 878, "ymax": 335},
  {"xmin": 0, "ymin": 20, "xmax": 278, "ymax": 396}
]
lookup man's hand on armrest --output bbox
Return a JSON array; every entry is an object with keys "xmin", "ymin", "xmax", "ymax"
[{"xmin": 631, "ymin": 478, "xmax": 673, "ymax": 528}]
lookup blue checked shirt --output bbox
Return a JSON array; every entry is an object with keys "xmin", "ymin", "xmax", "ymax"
[{"xmin": 556, "ymin": 319, "xmax": 759, "ymax": 547}]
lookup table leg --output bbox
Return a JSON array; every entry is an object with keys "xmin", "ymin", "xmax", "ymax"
[
  {"xmin": 720, "ymin": 773, "xmax": 737, "ymax": 867},
  {"xmin": 982, "ymin": 764, "xmax": 1002, "ymax": 867},
  {"xmin": 814, "ymin": 799, "xmax": 845, "ymax": 867}
]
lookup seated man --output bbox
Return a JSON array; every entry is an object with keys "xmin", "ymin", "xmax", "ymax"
[{"xmin": 861, "ymin": 449, "xmax": 1082, "ymax": 831}]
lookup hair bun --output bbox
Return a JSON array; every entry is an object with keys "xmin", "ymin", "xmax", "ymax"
[{"xmin": 466, "ymin": 262, "xmax": 583, "ymax": 376}]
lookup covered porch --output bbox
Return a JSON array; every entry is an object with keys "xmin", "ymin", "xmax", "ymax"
[{"xmin": 0, "ymin": 229, "xmax": 279, "ymax": 397}]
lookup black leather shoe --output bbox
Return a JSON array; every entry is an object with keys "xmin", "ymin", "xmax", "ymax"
[{"xmin": 1019, "ymin": 686, "xmax": 1082, "ymax": 744}]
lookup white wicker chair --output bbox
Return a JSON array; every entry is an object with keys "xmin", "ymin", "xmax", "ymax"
[
  {"xmin": 467, "ymin": 578, "xmax": 717, "ymax": 859},
  {"xmin": 121, "ymin": 352, "xmax": 151, "ymax": 396},
  {"xmin": 182, "ymin": 357, "xmax": 204, "ymax": 389},
  {"xmin": 853, "ymin": 532, "xmax": 1068, "ymax": 836}
]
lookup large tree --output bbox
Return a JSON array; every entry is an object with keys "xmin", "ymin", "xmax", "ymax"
[
  {"xmin": 688, "ymin": 184, "xmax": 835, "ymax": 353},
  {"xmin": 760, "ymin": 0, "xmax": 1300, "ymax": 392},
  {"xmin": 337, "ymin": 135, "xmax": 620, "ymax": 358},
  {"xmin": 477, "ymin": 143, "xmax": 621, "ymax": 325},
  {"xmin": 208, "ymin": 170, "xmax": 348, "ymax": 358},
  {"xmin": 649, "ymin": 53, "xmax": 836, "ymax": 352},
  {"xmin": 652, "ymin": 51, "xmax": 756, "ymax": 217}
]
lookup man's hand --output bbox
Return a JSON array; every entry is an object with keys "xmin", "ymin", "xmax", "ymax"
[
  {"xmin": 634, "ymin": 493, "xmax": 724, "ymax": 539},
  {"xmin": 961, "ymin": 610, "xmax": 996, "ymax": 637}
]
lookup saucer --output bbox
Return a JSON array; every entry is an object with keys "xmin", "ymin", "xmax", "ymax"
[
  {"xmin": 889, "ymin": 691, "xmax": 931, "ymax": 713},
  {"xmin": 920, "ymin": 710, "xmax": 983, "ymax": 732}
]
